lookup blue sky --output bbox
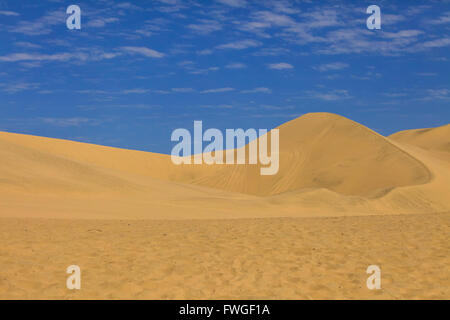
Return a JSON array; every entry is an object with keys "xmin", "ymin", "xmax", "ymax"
[{"xmin": 0, "ymin": 0, "xmax": 449, "ymax": 154}]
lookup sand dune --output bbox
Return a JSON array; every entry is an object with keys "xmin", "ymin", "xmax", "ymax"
[
  {"xmin": 1, "ymin": 113, "xmax": 449, "ymax": 300},
  {"xmin": 185, "ymin": 113, "xmax": 432, "ymax": 197},
  {"xmin": 389, "ymin": 124, "xmax": 450, "ymax": 153},
  {"xmin": 0, "ymin": 112, "xmax": 449, "ymax": 219}
]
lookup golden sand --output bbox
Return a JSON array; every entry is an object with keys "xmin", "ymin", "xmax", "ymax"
[
  {"xmin": 0, "ymin": 213, "xmax": 449, "ymax": 299},
  {"xmin": 0, "ymin": 113, "xmax": 449, "ymax": 299}
]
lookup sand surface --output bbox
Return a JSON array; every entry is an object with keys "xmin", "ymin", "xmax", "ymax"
[
  {"xmin": 0, "ymin": 213, "xmax": 449, "ymax": 300},
  {"xmin": 0, "ymin": 113, "xmax": 449, "ymax": 299},
  {"xmin": 389, "ymin": 123, "xmax": 450, "ymax": 154}
]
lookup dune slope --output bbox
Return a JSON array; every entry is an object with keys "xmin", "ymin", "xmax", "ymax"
[
  {"xmin": 0, "ymin": 112, "xmax": 449, "ymax": 219},
  {"xmin": 389, "ymin": 124, "xmax": 450, "ymax": 153},
  {"xmin": 186, "ymin": 113, "xmax": 432, "ymax": 197}
]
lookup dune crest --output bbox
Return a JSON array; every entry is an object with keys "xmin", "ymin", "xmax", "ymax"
[
  {"xmin": 389, "ymin": 124, "xmax": 450, "ymax": 154},
  {"xmin": 0, "ymin": 113, "xmax": 449, "ymax": 219},
  {"xmin": 183, "ymin": 113, "xmax": 432, "ymax": 197}
]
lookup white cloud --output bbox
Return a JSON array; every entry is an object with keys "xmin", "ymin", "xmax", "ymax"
[
  {"xmin": 268, "ymin": 62, "xmax": 293, "ymax": 70},
  {"xmin": 14, "ymin": 42, "xmax": 42, "ymax": 49},
  {"xmin": 120, "ymin": 46, "xmax": 165, "ymax": 58},
  {"xmin": 216, "ymin": 39, "xmax": 261, "ymax": 50},
  {"xmin": 188, "ymin": 19, "xmax": 222, "ymax": 34},
  {"xmin": 0, "ymin": 10, "xmax": 20, "ymax": 16},
  {"xmin": 420, "ymin": 38, "xmax": 450, "ymax": 49},
  {"xmin": 0, "ymin": 50, "xmax": 120, "ymax": 63},
  {"xmin": 121, "ymin": 88, "xmax": 151, "ymax": 94},
  {"xmin": 189, "ymin": 67, "xmax": 220, "ymax": 75},
  {"xmin": 253, "ymin": 47, "xmax": 290, "ymax": 56},
  {"xmin": 9, "ymin": 11, "xmax": 64, "ymax": 35},
  {"xmin": 270, "ymin": 2, "xmax": 300, "ymax": 14},
  {"xmin": 0, "ymin": 52, "xmax": 74, "ymax": 62},
  {"xmin": 40, "ymin": 117, "xmax": 98, "ymax": 127},
  {"xmin": 0, "ymin": 82, "xmax": 39, "ymax": 93},
  {"xmin": 316, "ymin": 28, "xmax": 422, "ymax": 55},
  {"xmin": 309, "ymin": 89, "xmax": 351, "ymax": 101},
  {"xmin": 300, "ymin": 9, "xmax": 341, "ymax": 29},
  {"xmin": 416, "ymin": 72, "xmax": 437, "ymax": 77},
  {"xmin": 201, "ymin": 87, "xmax": 235, "ymax": 93},
  {"xmin": 428, "ymin": 11, "xmax": 450, "ymax": 24},
  {"xmin": 197, "ymin": 49, "xmax": 213, "ymax": 55},
  {"xmin": 252, "ymin": 11, "xmax": 296, "ymax": 27},
  {"xmin": 115, "ymin": 2, "xmax": 142, "ymax": 10},
  {"xmin": 178, "ymin": 60, "xmax": 194, "ymax": 67},
  {"xmin": 86, "ymin": 17, "xmax": 119, "ymax": 28},
  {"xmin": 171, "ymin": 88, "xmax": 195, "ymax": 92},
  {"xmin": 314, "ymin": 62, "xmax": 349, "ymax": 72},
  {"xmin": 225, "ymin": 62, "xmax": 247, "ymax": 69},
  {"xmin": 424, "ymin": 89, "xmax": 450, "ymax": 100},
  {"xmin": 383, "ymin": 30, "xmax": 423, "ymax": 39},
  {"xmin": 241, "ymin": 87, "xmax": 272, "ymax": 94},
  {"xmin": 260, "ymin": 105, "xmax": 293, "ymax": 110},
  {"xmin": 216, "ymin": 0, "xmax": 247, "ymax": 8},
  {"xmin": 382, "ymin": 14, "xmax": 406, "ymax": 25}
]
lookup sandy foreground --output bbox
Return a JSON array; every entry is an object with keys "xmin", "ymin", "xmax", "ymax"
[{"xmin": 1, "ymin": 213, "xmax": 449, "ymax": 300}]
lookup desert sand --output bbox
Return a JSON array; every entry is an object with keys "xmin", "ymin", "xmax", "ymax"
[{"xmin": 0, "ymin": 112, "xmax": 449, "ymax": 299}]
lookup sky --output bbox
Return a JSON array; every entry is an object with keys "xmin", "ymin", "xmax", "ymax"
[{"xmin": 0, "ymin": 0, "xmax": 449, "ymax": 154}]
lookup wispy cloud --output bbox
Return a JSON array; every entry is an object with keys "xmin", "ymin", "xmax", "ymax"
[
  {"xmin": 416, "ymin": 72, "xmax": 437, "ymax": 77},
  {"xmin": 14, "ymin": 42, "xmax": 42, "ymax": 49},
  {"xmin": 121, "ymin": 88, "xmax": 151, "ymax": 94},
  {"xmin": 39, "ymin": 117, "xmax": 102, "ymax": 127},
  {"xmin": 171, "ymin": 87, "xmax": 195, "ymax": 93},
  {"xmin": 197, "ymin": 49, "xmax": 213, "ymax": 55},
  {"xmin": 120, "ymin": 46, "xmax": 165, "ymax": 58},
  {"xmin": 260, "ymin": 104, "xmax": 293, "ymax": 110},
  {"xmin": 216, "ymin": 0, "xmax": 247, "ymax": 8},
  {"xmin": 308, "ymin": 89, "xmax": 351, "ymax": 101},
  {"xmin": 86, "ymin": 17, "xmax": 119, "ymax": 28},
  {"xmin": 383, "ymin": 30, "xmax": 423, "ymax": 39},
  {"xmin": 0, "ymin": 10, "xmax": 20, "ymax": 16},
  {"xmin": 189, "ymin": 66, "xmax": 219, "ymax": 75},
  {"xmin": 0, "ymin": 82, "xmax": 40, "ymax": 93},
  {"xmin": 201, "ymin": 87, "xmax": 235, "ymax": 93},
  {"xmin": 216, "ymin": 39, "xmax": 261, "ymax": 50},
  {"xmin": 314, "ymin": 62, "xmax": 349, "ymax": 72},
  {"xmin": 419, "ymin": 38, "xmax": 450, "ymax": 49},
  {"xmin": 428, "ymin": 11, "xmax": 450, "ymax": 24},
  {"xmin": 268, "ymin": 62, "xmax": 293, "ymax": 70},
  {"xmin": 423, "ymin": 89, "xmax": 450, "ymax": 100},
  {"xmin": 9, "ymin": 10, "xmax": 64, "ymax": 35},
  {"xmin": 188, "ymin": 19, "xmax": 222, "ymax": 35},
  {"xmin": 241, "ymin": 87, "xmax": 272, "ymax": 94},
  {"xmin": 382, "ymin": 14, "xmax": 406, "ymax": 25},
  {"xmin": 115, "ymin": 2, "xmax": 142, "ymax": 11},
  {"xmin": 0, "ymin": 52, "xmax": 75, "ymax": 62},
  {"xmin": 0, "ymin": 50, "xmax": 120, "ymax": 64},
  {"xmin": 225, "ymin": 62, "xmax": 247, "ymax": 69},
  {"xmin": 253, "ymin": 47, "xmax": 290, "ymax": 56}
]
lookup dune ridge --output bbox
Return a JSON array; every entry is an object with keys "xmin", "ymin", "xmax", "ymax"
[
  {"xmin": 389, "ymin": 124, "xmax": 450, "ymax": 153},
  {"xmin": 0, "ymin": 112, "xmax": 449, "ymax": 219},
  {"xmin": 184, "ymin": 113, "xmax": 432, "ymax": 197}
]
